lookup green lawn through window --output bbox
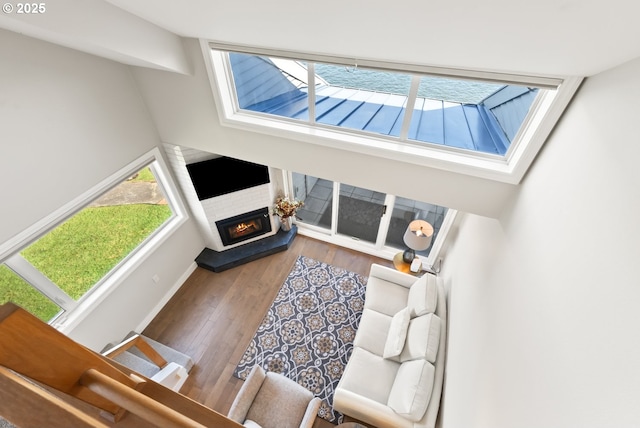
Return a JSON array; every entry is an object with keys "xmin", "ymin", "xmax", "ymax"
[
  {"xmin": 23, "ymin": 204, "xmax": 172, "ymax": 300},
  {"xmin": 0, "ymin": 167, "xmax": 173, "ymax": 322},
  {"xmin": 0, "ymin": 265, "xmax": 62, "ymax": 321}
]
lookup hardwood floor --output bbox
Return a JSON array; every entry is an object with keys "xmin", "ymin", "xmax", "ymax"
[{"xmin": 141, "ymin": 234, "xmax": 391, "ymax": 427}]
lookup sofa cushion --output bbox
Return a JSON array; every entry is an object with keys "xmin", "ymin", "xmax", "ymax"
[
  {"xmin": 339, "ymin": 347, "xmax": 400, "ymax": 404},
  {"xmin": 354, "ymin": 308, "xmax": 392, "ymax": 356},
  {"xmin": 365, "ymin": 276, "xmax": 411, "ymax": 317},
  {"xmin": 400, "ymin": 313, "xmax": 441, "ymax": 363},
  {"xmin": 383, "ymin": 307, "xmax": 410, "ymax": 359},
  {"xmin": 387, "ymin": 359, "xmax": 435, "ymax": 422},
  {"xmin": 407, "ymin": 274, "xmax": 438, "ymax": 317}
]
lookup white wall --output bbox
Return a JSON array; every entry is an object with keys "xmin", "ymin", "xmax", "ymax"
[
  {"xmin": 131, "ymin": 39, "xmax": 517, "ymax": 218},
  {"xmin": 439, "ymin": 57, "xmax": 640, "ymax": 427},
  {"xmin": 0, "ymin": 0, "xmax": 191, "ymax": 73},
  {"xmin": 0, "ymin": 29, "xmax": 205, "ymax": 351}
]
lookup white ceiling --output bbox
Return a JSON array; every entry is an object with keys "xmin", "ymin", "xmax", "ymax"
[
  {"xmin": 2, "ymin": 0, "xmax": 640, "ymax": 77},
  {"xmin": 102, "ymin": 0, "xmax": 640, "ymax": 77}
]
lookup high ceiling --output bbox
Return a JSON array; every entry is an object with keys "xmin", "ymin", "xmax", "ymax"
[
  {"xmin": 2, "ymin": 0, "xmax": 640, "ymax": 77},
  {"xmin": 105, "ymin": 0, "xmax": 640, "ymax": 76}
]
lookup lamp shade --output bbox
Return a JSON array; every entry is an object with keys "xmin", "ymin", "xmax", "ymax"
[{"xmin": 403, "ymin": 220, "xmax": 434, "ymax": 251}]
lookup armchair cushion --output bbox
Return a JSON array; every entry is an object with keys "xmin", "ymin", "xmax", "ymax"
[{"xmin": 228, "ymin": 365, "xmax": 321, "ymax": 428}]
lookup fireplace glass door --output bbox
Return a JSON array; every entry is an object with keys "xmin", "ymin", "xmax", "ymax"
[
  {"xmin": 215, "ymin": 207, "xmax": 272, "ymax": 246},
  {"xmin": 227, "ymin": 218, "xmax": 263, "ymax": 241}
]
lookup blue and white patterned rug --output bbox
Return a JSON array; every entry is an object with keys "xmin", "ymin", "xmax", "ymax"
[{"xmin": 234, "ymin": 255, "xmax": 368, "ymax": 424}]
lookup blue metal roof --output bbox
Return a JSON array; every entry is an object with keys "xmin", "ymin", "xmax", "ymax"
[{"xmin": 229, "ymin": 53, "xmax": 538, "ymax": 156}]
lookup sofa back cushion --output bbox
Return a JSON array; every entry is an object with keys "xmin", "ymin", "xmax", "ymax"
[
  {"xmin": 365, "ymin": 276, "xmax": 410, "ymax": 317},
  {"xmin": 387, "ymin": 359, "xmax": 435, "ymax": 421},
  {"xmin": 407, "ymin": 274, "xmax": 438, "ymax": 317},
  {"xmin": 399, "ymin": 313, "xmax": 441, "ymax": 363}
]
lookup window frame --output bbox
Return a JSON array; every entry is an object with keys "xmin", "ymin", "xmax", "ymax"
[
  {"xmin": 202, "ymin": 41, "xmax": 582, "ymax": 185},
  {"xmin": 0, "ymin": 148, "xmax": 188, "ymax": 330},
  {"xmin": 284, "ymin": 170, "xmax": 455, "ymax": 271}
]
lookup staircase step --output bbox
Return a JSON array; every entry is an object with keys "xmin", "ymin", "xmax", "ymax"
[
  {"xmin": 122, "ymin": 332, "xmax": 194, "ymax": 373},
  {"xmin": 110, "ymin": 351, "xmax": 160, "ymax": 379}
]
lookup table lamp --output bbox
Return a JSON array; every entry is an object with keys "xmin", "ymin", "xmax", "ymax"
[{"xmin": 402, "ymin": 220, "xmax": 434, "ymax": 263}]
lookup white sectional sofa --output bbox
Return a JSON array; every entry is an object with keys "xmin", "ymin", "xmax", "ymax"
[{"xmin": 334, "ymin": 264, "xmax": 446, "ymax": 428}]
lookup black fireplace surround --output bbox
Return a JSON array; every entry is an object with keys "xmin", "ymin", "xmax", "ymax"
[{"xmin": 215, "ymin": 207, "xmax": 272, "ymax": 246}]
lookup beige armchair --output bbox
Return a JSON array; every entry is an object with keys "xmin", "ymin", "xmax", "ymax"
[{"xmin": 228, "ymin": 365, "xmax": 321, "ymax": 428}]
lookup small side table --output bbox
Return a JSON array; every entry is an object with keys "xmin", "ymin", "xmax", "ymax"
[{"xmin": 392, "ymin": 252, "xmax": 422, "ymax": 276}]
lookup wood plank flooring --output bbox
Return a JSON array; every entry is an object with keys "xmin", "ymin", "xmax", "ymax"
[{"xmin": 142, "ymin": 234, "xmax": 391, "ymax": 427}]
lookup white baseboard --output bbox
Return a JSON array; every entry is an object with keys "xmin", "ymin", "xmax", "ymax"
[{"xmin": 135, "ymin": 262, "xmax": 198, "ymax": 332}]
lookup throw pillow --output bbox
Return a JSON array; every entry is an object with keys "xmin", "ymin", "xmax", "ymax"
[
  {"xmin": 382, "ymin": 307, "xmax": 411, "ymax": 359},
  {"xmin": 387, "ymin": 359, "xmax": 435, "ymax": 422},
  {"xmin": 407, "ymin": 274, "xmax": 438, "ymax": 318}
]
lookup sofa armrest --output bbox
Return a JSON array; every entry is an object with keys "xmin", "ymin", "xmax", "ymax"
[
  {"xmin": 228, "ymin": 365, "xmax": 266, "ymax": 423},
  {"xmin": 334, "ymin": 388, "xmax": 415, "ymax": 428},
  {"xmin": 370, "ymin": 264, "xmax": 417, "ymax": 289}
]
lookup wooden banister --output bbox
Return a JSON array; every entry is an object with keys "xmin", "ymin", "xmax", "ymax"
[
  {"xmin": 102, "ymin": 334, "xmax": 168, "ymax": 369},
  {"xmin": 0, "ymin": 303, "xmax": 244, "ymax": 428},
  {"xmin": 105, "ymin": 356, "xmax": 244, "ymax": 428},
  {"xmin": 80, "ymin": 368, "xmax": 206, "ymax": 428},
  {"xmin": 0, "ymin": 303, "xmax": 140, "ymax": 415},
  {"xmin": 0, "ymin": 303, "xmax": 242, "ymax": 428},
  {"xmin": 0, "ymin": 366, "xmax": 110, "ymax": 428}
]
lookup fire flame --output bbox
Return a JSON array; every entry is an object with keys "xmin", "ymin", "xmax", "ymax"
[{"xmin": 235, "ymin": 223, "xmax": 251, "ymax": 233}]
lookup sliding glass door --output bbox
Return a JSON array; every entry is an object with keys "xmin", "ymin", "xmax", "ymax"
[
  {"xmin": 289, "ymin": 171, "xmax": 451, "ymax": 261},
  {"xmin": 337, "ymin": 183, "xmax": 386, "ymax": 244},
  {"xmin": 291, "ymin": 173, "xmax": 333, "ymax": 228}
]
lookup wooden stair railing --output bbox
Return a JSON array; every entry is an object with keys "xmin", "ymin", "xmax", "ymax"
[
  {"xmin": 0, "ymin": 366, "xmax": 110, "ymax": 428},
  {"xmin": 0, "ymin": 303, "xmax": 242, "ymax": 428}
]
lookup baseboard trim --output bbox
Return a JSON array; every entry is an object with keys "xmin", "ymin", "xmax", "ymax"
[{"xmin": 135, "ymin": 262, "xmax": 198, "ymax": 332}]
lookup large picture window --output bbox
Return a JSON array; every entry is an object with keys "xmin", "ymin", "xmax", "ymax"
[
  {"xmin": 226, "ymin": 51, "xmax": 532, "ymax": 156},
  {"xmin": 208, "ymin": 44, "xmax": 582, "ymax": 184},
  {"xmin": 0, "ymin": 149, "xmax": 185, "ymax": 324}
]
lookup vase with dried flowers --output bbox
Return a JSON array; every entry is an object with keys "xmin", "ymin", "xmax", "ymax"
[{"xmin": 273, "ymin": 196, "xmax": 304, "ymax": 231}]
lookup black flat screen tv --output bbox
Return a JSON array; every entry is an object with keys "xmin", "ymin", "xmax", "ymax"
[{"xmin": 186, "ymin": 156, "xmax": 270, "ymax": 200}]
